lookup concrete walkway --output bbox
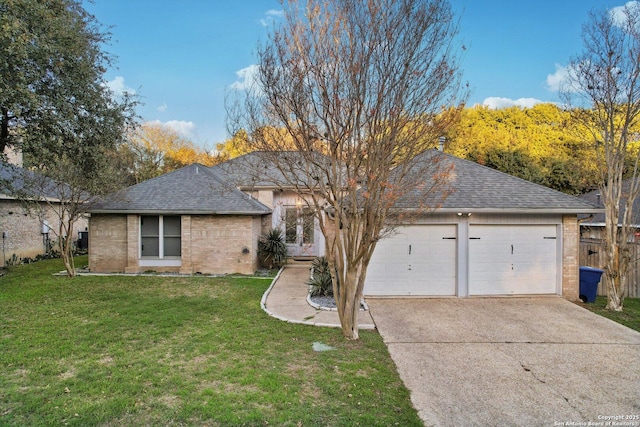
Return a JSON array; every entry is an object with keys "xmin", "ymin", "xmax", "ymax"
[{"xmin": 261, "ymin": 262, "xmax": 375, "ymax": 329}]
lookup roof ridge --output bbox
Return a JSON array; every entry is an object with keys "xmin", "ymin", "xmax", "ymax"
[
  {"xmin": 116, "ymin": 162, "xmax": 203, "ymax": 190},
  {"xmin": 205, "ymin": 165, "xmax": 270, "ymax": 211}
]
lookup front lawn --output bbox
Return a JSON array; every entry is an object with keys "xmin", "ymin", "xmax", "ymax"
[
  {"xmin": 580, "ymin": 296, "xmax": 640, "ymax": 333},
  {"xmin": 0, "ymin": 257, "xmax": 421, "ymax": 426}
]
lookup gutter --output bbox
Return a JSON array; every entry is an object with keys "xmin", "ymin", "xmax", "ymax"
[{"xmin": 86, "ymin": 209, "xmax": 272, "ymax": 215}]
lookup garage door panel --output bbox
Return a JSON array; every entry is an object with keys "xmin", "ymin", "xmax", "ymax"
[
  {"xmin": 365, "ymin": 225, "xmax": 457, "ymax": 296},
  {"xmin": 469, "ymin": 225, "xmax": 557, "ymax": 296}
]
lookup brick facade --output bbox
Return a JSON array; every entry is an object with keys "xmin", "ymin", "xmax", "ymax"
[
  {"xmin": 88, "ymin": 214, "xmax": 128, "ymax": 272},
  {"xmin": 562, "ymin": 214, "xmax": 580, "ymax": 301},
  {"xmin": 89, "ymin": 213, "xmax": 263, "ymax": 275},
  {"xmin": 187, "ymin": 215, "xmax": 261, "ymax": 274},
  {"xmin": 1, "ymin": 199, "xmax": 87, "ymax": 262}
]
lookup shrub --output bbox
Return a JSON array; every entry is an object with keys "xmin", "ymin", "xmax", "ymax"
[
  {"xmin": 307, "ymin": 256, "xmax": 333, "ymax": 297},
  {"xmin": 257, "ymin": 228, "xmax": 287, "ymax": 269}
]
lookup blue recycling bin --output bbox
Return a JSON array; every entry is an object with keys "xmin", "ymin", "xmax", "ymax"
[{"xmin": 579, "ymin": 266, "xmax": 603, "ymax": 303}]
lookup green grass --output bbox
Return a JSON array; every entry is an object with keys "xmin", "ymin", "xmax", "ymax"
[
  {"xmin": 0, "ymin": 256, "xmax": 421, "ymax": 426},
  {"xmin": 579, "ymin": 296, "xmax": 640, "ymax": 333}
]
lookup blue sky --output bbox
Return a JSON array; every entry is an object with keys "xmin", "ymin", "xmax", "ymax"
[{"xmin": 83, "ymin": 0, "xmax": 628, "ymax": 149}]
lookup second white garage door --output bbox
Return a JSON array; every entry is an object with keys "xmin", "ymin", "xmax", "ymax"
[
  {"xmin": 364, "ymin": 225, "xmax": 457, "ymax": 296},
  {"xmin": 468, "ymin": 224, "xmax": 558, "ymax": 295}
]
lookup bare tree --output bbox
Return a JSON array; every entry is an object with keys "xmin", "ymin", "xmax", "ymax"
[
  {"xmin": 3, "ymin": 147, "xmax": 131, "ymax": 276},
  {"xmin": 562, "ymin": 3, "xmax": 640, "ymax": 311},
  {"xmin": 229, "ymin": 0, "xmax": 466, "ymax": 339}
]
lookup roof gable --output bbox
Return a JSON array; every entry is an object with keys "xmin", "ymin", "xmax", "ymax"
[
  {"xmin": 211, "ymin": 151, "xmax": 331, "ymax": 189},
  {"xmin": 89, "ymin": 163, "xmax": 270, "ymax": 215}
]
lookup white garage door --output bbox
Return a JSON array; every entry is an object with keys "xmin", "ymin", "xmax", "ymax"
[
  {"xmin": 365, "ymin": 225, "xmax": 457, "ymax": 296},
  {"xmin": 468, "ymin": 225, "xmax": 558, "ymax": 295}
]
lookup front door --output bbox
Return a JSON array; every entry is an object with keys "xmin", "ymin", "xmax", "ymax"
[{"xmin": 284, "ymin": 206, "xmax": 317, "ymax": 257}]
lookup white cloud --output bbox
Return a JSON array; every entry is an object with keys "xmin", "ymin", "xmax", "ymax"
[
  {"xmin": 610, "ymin": 1, "xmax": 640, "ymax": 27},
  {"xmin": 481, "ymin": 97, "xmax": 545, "ymax": 109},
  {"xmin": 104, "ymin": 76, "xmax": 135, "ymax": 96},
  {"xmin": 260, "ymin": 9, "xmax": 284, "ymax": 27},
  {"xmin": 546, "ymin": 64, "xmax": 569, "ymax": 93},
  {"xmin": 157, "ymin": 102, "xmax": 168, "ymax": 112},
  {"xmin": 149, "ymin": 119, "xmax": 196, "ymax": 139},
  {"xmin": 546, "ymin": 63, "xmax": 584, "ymax": 93},
  {"xmin": 230, "ymin": 64, "xmax": 259, "ymax": 91}
]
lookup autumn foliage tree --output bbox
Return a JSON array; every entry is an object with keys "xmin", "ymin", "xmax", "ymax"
[
  {"xmin": 562, "ymin": 3, "xmax": 640, "ymax": 311},
  {"xmin": 229, "ymin": 0, "xmax": 466, "ymax": 339},
  {"xmin": 447, "ymin": 103, "xmax": 600, "ymax": 194},
  {"xmin": 120, "ymin": 122, "xmax": 223, "ymax": 184},
  {"xmin": 216, "ymin": 130, "xmax": 252, "ymax": 159}
]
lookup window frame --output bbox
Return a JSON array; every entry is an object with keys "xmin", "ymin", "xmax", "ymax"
[{"xmin": 139, "ymin": 215, "xmax": 182, "ymax": 267}]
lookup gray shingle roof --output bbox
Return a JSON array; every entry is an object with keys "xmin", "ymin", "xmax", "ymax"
[
  {"xmin": 0, "ymin": 162, "xmax": 67, "ymax": 201},
  {"xmin": 578, "ymin": 181, "xmax": 640, "ymax": 225},
  {"xmin": 211, "ymin": 151, "xmax": 331, "ymax": 189},
  {"xmin": 395, "ymin": 150, "xmax": 602, "ymax": 214},
  {"xmin": 88, "ymin": 163, "xmax": 271, "ymax": 215},
  {"xmin": 89, "ymin": 151, "xmax": 601, "ymax": 216}
]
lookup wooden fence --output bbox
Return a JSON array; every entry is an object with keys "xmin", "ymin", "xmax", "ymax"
[{"xmin": 579, "ymin": 239, "xmax": 640, "ymax": 298}]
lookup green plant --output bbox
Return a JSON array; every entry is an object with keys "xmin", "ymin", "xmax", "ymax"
[
  {"xmin": 580, "ymin": 296, "xmax": 640, "ymax": 332},
  {"xmin": 5, "ymin": 253, "xmax": 20, "ymax": 267},
  {"xmin": 0, "ymin": 256, "xmax": 422, "ymax": 426},
  {"xmin": 257, "ymin": 228, "xmax": 287, "ymax": 269},
  {"xmin": 307, "ymin": 256, "xmax": 334, "ymax": 297}
]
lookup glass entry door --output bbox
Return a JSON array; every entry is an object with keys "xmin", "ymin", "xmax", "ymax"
[{"xmin": 284, "ymin": 206, "xmax": 317, "ymax": 257}]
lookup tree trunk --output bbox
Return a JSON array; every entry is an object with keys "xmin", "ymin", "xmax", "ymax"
[
  {"xmin": 325, "ymin": 226, "xmax": 364, "ymax": 340},
  {"xmin": 1, "ymin": 108, "xmax": 9, "ymax": 153},
  {"xmin": 59, "ymin": 218, "xmax": 76, "ymax": 277},
  {"xmin": 337, "ymin": 265, "xmax": 361, "ymax": 340},
  {"xmin": 605, "ymin": 279, "xmax": 623, "ymax": 311},
  {"xmin": 604, "ymin": 236, "xmax": 627, "ymax": 311}
]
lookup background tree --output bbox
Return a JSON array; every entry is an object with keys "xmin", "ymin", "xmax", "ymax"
[
  {"xmin": 0, "ymin": 0, "xmax": 138, "ymax": 276},
  {"xmin": 216, "ymin": 130, "xmax": 253, "ymax": 160},
  {"xmin": 229, "ymin": 0, "xmax": 466, "ymax": 339},
  {"xmin": 120, "ymin": 122, "xmax": 224, "ymax": 184},
  {"xmin": 447, "ymin": 104, "xmax": 600, "ymax": 194},
  {"xmin": 562, "ymin": 3, "xmax": 640, "ymax": 311}
]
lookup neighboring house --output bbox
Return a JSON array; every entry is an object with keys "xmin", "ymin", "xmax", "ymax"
[
  {"xmin": 578, "ymin": 181, "xmax": 640, "ymax": 241},
  {"xmin": 0, "ymin": 161, "xmax": 87, "ymax": 262},
  {"xmin": 577, "ymin": 182, "xmax": 640, "ymax": 298},
  {"xmin": 87, "ymin": 150, "xmax": 600, "ymax": 301}
]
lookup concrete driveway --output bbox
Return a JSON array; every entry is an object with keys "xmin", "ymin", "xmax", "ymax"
[{"xmin": 367, "ymin": 297, "xmax": 640, "ymax": 427}]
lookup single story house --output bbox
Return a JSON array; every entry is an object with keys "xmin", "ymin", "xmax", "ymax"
[{"xmin": 87, "ymin": 150, "xmax": 600, "ymax": 301}]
